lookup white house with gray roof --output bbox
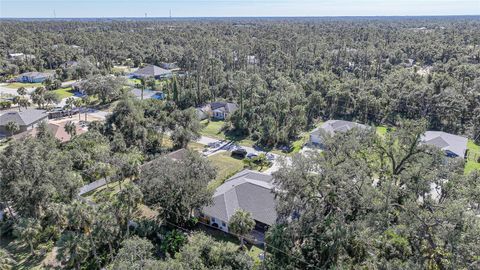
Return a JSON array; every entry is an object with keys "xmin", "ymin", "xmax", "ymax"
[
  {"xmin": 310, "ymin": 120, "xmax": 368, "ymax": 146},
  {"xmin": 421, "ymin": 131, "xmax": 468, "ymax": 158},
  {"xmin": 0, "ymin": 109, "xmax": 48, "ymax": 136},
  {"xmin": 200, "ymin": 170, "xmax": 276, "ymax": 233}
]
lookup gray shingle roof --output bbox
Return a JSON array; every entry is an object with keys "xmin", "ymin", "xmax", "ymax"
[
  {"xmin": 131, "ymin": 65, "xmax": 172, "ymax": 78},
  {"xmin": 311, "ymin": 120, "xmax": 367, "ymax": 137},
  {"xmin": 0, "ymin": 109, "xmax": 48, "ymax": 127},
  {"xmin": 202, "ymin": 170, "xmax": 277, "ymax": 225},
  {"xmin": 421, "ymin": 131, "xmax": 468, "ymax": 158},
  {"xmin": 210, "ymin": 102, "xmax": 238, "ymax": 114}
]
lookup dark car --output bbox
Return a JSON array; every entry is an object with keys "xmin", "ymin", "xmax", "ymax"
[{"xmin": 231, "ymin": 148, "xmax": 247, "ymax": 158}]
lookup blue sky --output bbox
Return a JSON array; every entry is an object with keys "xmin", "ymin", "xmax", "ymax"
[{"xmin": 1, "ymin": 0, "xmax": 478, "ymax": 18}]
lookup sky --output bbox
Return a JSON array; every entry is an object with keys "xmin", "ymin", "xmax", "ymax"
[{"xmin": 0, "ymin": 0, "xmax": 479, "ymax": 18}]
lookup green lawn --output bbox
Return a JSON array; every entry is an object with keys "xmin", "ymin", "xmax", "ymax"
[
  {"xmin": 83, "ymin": 178, "xmax": 132, "ymax": 202},
  {"xmin": 200, "ymin": 120, "xmax": 227, "ymax": 140},
  {"xmin": 200, "ymin": 120, "xmax": 257, "ymax": 148},
  {"xmin": 207, "ymin": 151, "xmax": 244, "ymax": 190},
  {"xmin": 5, "ymin": 82, "xmax": 43, "ymax": 89},
  {"xmin": 465, "ymin": 139, "xmax": 480, "ymax": 175},
  {"xmin": 51, "ymin": 87, "xmax": 74, "ymax": 99},
  {"xmin": 188, "ymin": 141, "xmax": 207, "ymax": 152}
]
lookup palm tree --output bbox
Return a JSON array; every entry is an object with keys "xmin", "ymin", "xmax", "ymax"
[
  {"xmin": 228, "ymin": 209, "xmax": 256, "ymax": 249},
  {"xmin": 81, "ymin": 95, "xmax": 91, "ymax": 121},
  {"xmin": 0, "ymin": 248, "xmax": 16, "ymax": 270},
  {"xmin": 64, "ymin": 121, "xmax": 77, "ymax": 138},
  {"xmin": 73, "ymin": 98, "xmax": 83, "ymax": 121},
  {"xmin": 17, "ymin": 86, "xmax": 27, "ymax": 96},
  {"xmin": 13, "ymin": 218, "xmax": 42, "ymax": 256},
  {"xmin": 5, "ymin": 121, "xmax": 19, "ymax": 137},
  {"xmin": 56, "ymin": 231, "xmax": 91, "ymax": 270},
  {"xmin": 65, "ymin": 97, "xmax": 75, "ymax": 118},
  {"xmin": 30, "ymin": 86, "xmax": 46, "ymax": 109}
]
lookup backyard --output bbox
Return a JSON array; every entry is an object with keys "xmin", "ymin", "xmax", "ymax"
[{"xmin": 465, "ymin": 139, "xmax": 480, "ymax": 175}]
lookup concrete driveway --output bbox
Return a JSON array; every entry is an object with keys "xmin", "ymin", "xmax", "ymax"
[{"xmin": 196, "ymin": 135, "xmax": 287, "ymax": 174}]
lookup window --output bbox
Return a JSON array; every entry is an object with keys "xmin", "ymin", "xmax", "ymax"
[
  {"xmin": 211, "ymin": 217, "xmax": 215, "ymax": 222},
  {"xmin": 222, "ymin": 222, "xmax": 226, "ymax": 227}
]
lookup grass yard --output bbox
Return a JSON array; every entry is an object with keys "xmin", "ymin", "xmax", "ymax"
[
  {"xmin": 188, "ymin": 141, "xmax": 206, "ymax": 152},
  {"xmin": 200, "ymin": 120, "xmax": 257, "ymax": 148},
  {"xmin": 200, "ymin": 120, "xmax": 226, "ymax": 140},
  {"xmin": 465, "ymin": 139, "xmax": 480, "ymax": 175},
  {"xmin": 207, "ymin": 151, "xmax": 244, "ymax": 190},
  {"xmin": 51, "ymin": 87, "xmax": 74, "ymax": 99},
  {"xmin": 4, "ymin": 82, "xmax": 43, "ymax": 89},
  {"xmin": 84, "ymin": 178, "xmax": 132, "ymax": 202}
]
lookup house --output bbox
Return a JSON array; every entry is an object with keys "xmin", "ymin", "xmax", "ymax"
[
  {"xmin": 247, "ymin": 55, "xmax": 258, "ymax": 65},
  {"xmin": 131, "ymin": 88, "xmax": 165, "ymax": 100},
  {"xmin": 13, "ymin": 121, "xmax": 86, "ymax": 142},
  {"xmin": 16, "ymin": 72, "xmax": 53, "ymax": 83},
  {"xmin": 62, "ymin": 61, "xmax": 79, "ymax": 68},
  {"xmin": 0, "ymin": 109, "xmax": 48, "ymax": 136},
  {"xmin": 201, "ymin": 170, "xmax": 277, "ymax": 234},
  {"xmin": 130, "ymin": 65, "xmax": 172, "ymax": 80},
  {"xmin": 196, "ymin": 104, "xmax": 211, "ymax": 120},
  {"xmin": 211, "ymin": 102, "xmax": 238, "ymax": 120},
  {"xmin": 195, "ymin": 102, "xmax": 238, "ymax": 120},
  {"xmin": 310, "ymin": 120, "xmax": 368, "ymax": 146},
  {"xmin": 8, "ymin": 53, "xmax": 36, "ymax": 60},
  {"xmin": 159, "ymin": 62, "xmax": 180, "ymax": 71},
  {"xmin": 421, "ymin": 131, "xmax": 468, "ymax": 158}
]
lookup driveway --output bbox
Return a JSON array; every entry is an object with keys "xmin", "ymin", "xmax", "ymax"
[{"xmin": 196, "ymin": 135, "xmax": 287, "ymax": 174}]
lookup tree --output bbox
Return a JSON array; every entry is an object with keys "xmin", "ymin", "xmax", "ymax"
[
  {"xmin": 17, "ymin": 86, "xmax": 27, "ymax": 96},
  {"xmin": 112, "ymin": 183, "xmax": 143, "ymax": 236},
  {"xmin": 30, "ymin": 86, "xmax": 47, "ymax": 109},
  {"xmin": 81, "ymin": 75, "xmax": 126, "ymax": 103},
  {"xmin": 160, "ymin": 229, "xmax": 187, "ymax": 257},
  {"xmin": 139, "ymin": 150, "xmax": 216, "ymax": 225},
  {"xmin": 64, "ymin": 97, "xmax": 76, "ymax": 118},
  {"xmin": 13, "ymin": 218, "xmax": 42, "ymax": 256},
  {"xmin": 73, "ymin": 98, "xmax": 84, "ymax": 121},
  {"xmin": 0, "ymin": 137, "xmax": 82, "ymax": 219},
  {"xmin": 44, "ymin": 91, "xmax": 60, "ymax": 107},
  {"xmin": 56, "ymin": 231, "xmax": 91, "ymax": 270},
  {"xmin": 229, "ymin": 209, "xmax": 256, "ymax": 249},
  {"xmin": 5, "ymin": 121, "xmax": 19, "ymax": 136},
  {"xmin": 64, "ymin": 121, "xmax": 77, "ymax": 138},
  {"xmin": 0, "ymin": 248, "xmax": 16, "ymax": 270},
  {"xmin": 169, "ymin": 108, "xmax": 201, "ymax": 149},
  {"xmin": 159, "ymin": 232, "xmax": 253, "ymax": 270},
  {"xmin": 111, "ymin": 236, "xmax": 159, "ymax": 270}
]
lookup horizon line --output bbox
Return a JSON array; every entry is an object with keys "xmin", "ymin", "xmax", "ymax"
[{"xmin": 1, "ymin": 14, "xmax": 479, "ymax": 20}]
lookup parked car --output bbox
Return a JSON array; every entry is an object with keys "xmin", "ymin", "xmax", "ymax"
[
  {"xmin": 231, "ymin": 148, "xmax": 247, "ymax": 158},
  {"xmin": 266, "ymin": 153, "xmax": 275, "ymax": 161},
  {"xmin": 208, "ymin": 141, "xmax": 222, "ymax": 148},
  {"xmin": 246, "ymin": 152, "xmax": 259, "ymax": 159}
]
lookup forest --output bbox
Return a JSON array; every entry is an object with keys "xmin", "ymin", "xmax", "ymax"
[{"xmin": 0, "ymin": 17, "xmax": 479, "ymax": 269}]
